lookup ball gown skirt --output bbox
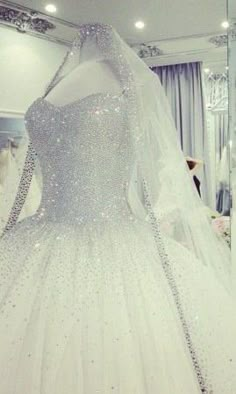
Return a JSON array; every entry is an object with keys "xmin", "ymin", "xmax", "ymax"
[
  {"xmin": 0, "ymin": 216, "xmax": 236, "ymax": 394},
  {"xmin": 0, "ymin": 94, "xmax": 235, "ymax": 393}
]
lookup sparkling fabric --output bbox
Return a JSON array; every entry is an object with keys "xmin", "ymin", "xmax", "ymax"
[
  {"xmin": 24, "ymin": 94, "xmax": 133, "ymax": 224},
  {"xmin": 1, "ymin": 23, "xmax": 236, "ymax": 394},
  {"xmin": 0, "ymin": 90, "xmax": 236, "ymax": 393}
]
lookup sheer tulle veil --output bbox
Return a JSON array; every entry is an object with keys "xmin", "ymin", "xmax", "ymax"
[
  {"xmin": 3, "ymin": 23, "xmax": 232, "ymax": 291},
  {"xmin": 2, "ymin": 23, "xmax": 236, "ymax": 394}
]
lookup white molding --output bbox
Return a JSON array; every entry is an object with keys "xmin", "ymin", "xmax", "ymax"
[
  {"xmin": 144, "ymin": 47, "xmax": 227, "ymax": 67},
  {"xmin": 0, "ymin": 109, "xmax": 25, "ymax": 118},
  {"xmin": 131, "ymin": 30, "xmax": 225, "ymax": 46}
]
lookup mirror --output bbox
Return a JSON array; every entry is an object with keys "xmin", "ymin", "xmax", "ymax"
[{"xmin": 228, "ymin": 0, "xmax": 236, "ymax": 257}]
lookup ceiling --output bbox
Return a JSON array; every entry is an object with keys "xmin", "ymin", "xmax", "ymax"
[
  {"xmin": 0, "ymin": 0, "xmax": 230, "ymax": 114},
  {"xmin": 10, "ymin": 0, "xmax": 227, "ymax": 43},
  {"xmin": 0, "ymin": 0, "xmax": 229, "ymax": 72}
]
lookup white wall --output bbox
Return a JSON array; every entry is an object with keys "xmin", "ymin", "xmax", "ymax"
[{"xmin": 0, "ymin": 28, "xmax": 68, "ymax": 115}]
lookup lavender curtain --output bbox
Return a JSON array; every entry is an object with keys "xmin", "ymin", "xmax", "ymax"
[{"xmin": 151, "ymin": 62, "xmax": 210, "ymax": 205}]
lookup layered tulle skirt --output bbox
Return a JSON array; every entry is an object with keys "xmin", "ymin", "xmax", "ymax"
[{"xmin": 0, "ymin": 217, "xmax": 236, "ymax": 393}]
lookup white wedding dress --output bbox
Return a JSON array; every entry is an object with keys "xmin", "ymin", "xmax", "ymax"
[{"xmin": 0, "ymin": 23, "xmax": 236, "ymax": 394}]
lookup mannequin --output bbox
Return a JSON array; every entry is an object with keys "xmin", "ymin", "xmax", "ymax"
[{"xmin": 45, "ymin": 36, "xmax": 121, "ymax": 106}]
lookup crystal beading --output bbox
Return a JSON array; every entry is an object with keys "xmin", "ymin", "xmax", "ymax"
[
  {"xmin": 24, "ymin": 93, "xmax": 134, "ymax": 225},
  {"xmin": 78, "ymin": 23, "xmax": 112, "ymax": 44}
]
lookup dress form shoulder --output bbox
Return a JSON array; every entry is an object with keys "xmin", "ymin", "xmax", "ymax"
[{"xmin": 45, "ymin": 59, "xmax": 122, "ymax": 107}]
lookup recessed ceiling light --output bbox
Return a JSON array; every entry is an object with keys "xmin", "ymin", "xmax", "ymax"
[
  {"xmin": 45, "ymin": 4, "xmax": 57, "ymax": 13},
  {"xmin": 221, "ymin": 21, "xmax": 229, "ymax": 29},
  {"xmin": 204, "ymin": 68, "xmax": 210, "ymax": 74},
  {"xmin": 225, "ymin": 66, "xmax": 229, "ymax": 70},
  {"xmin": 135, "ymin": 21, "xmax": 145, "ymax": 29}
]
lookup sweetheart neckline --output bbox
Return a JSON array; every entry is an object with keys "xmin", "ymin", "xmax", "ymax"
[{"xmin": 38, "ymin": 91, "xmax": 124, "ymax": 110}]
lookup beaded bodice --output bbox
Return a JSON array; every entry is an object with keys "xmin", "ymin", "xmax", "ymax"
[{"xmin": 24, "ymin": 93, "xmax": 135, "ymax": 224}]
